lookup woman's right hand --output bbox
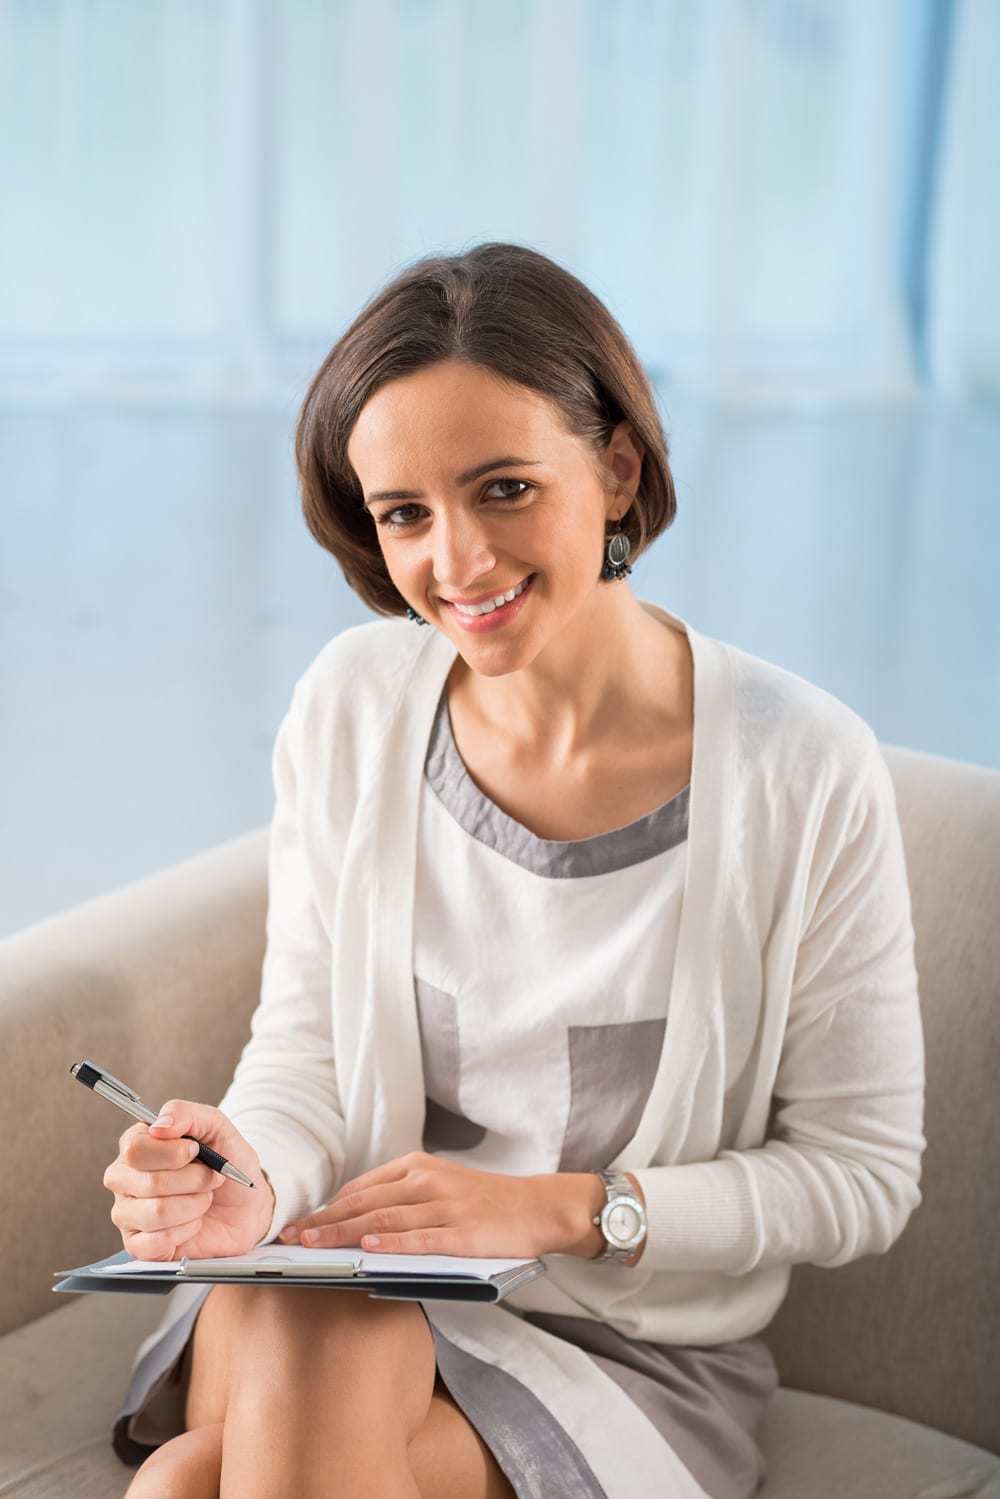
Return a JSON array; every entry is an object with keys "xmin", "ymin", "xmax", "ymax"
[{"xmin": 103, "ymin": 1099, "xmax": 276, "ymax": 1262}]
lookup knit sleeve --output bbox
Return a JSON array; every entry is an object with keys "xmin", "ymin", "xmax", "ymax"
[
  {"xmin": 215, "ymin": 685, "xmax": 347, "ymax": 1247},
  {"xmin": 631, "ymin": 736, "xmax": 927, "ymax": 1275}
]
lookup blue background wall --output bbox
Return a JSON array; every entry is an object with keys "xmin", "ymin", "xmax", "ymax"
[{"xmin": 1, "ymin": 0, "xmax": 997, "ymax": 937}]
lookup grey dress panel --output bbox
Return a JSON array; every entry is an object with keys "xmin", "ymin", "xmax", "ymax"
[
  {"xmin": 424, "ymin": 680, "xmax": 690, "ymax": 878},
  {"xmin": 513, "ymin": 1311, "xmax": 779, "ymax": 1499},
  {"xmin": 560, "ymin": 1017, "xmax": 669, "ymax": 1171}
]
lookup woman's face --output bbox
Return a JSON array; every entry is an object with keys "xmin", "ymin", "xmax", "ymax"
[{"xmin": 347, "ymin": 360, "xmax": 643, "ymax": 671}]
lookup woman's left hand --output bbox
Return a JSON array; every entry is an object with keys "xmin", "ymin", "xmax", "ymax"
[{"xmin": 277, "ymin": 1152, "xmax": 565, "ymax": 1258}]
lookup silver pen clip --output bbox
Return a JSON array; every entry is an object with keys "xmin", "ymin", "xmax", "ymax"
[{"xmin": 86, "ymin": 1060, "xmax": 141, "ymax": 1102}]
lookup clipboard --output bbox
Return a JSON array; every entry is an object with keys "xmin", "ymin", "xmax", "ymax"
[{"xmin": 53, "ymin": 1247, "xmax": 547, "ymax": 1304}]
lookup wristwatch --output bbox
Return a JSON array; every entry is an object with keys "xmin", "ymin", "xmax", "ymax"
[{"xmin": 590, "ymin": 1168, "xmax": 647, "ymax": 1264}]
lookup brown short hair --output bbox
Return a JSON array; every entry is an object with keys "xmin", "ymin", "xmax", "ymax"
[{"xmin": 294, "ymin": 241, "xmax": 678, "ymax": 617}]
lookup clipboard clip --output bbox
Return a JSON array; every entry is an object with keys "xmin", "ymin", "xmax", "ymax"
[{"xmin": 177, "ymin": 1255, "xmax": 362, "ymax": 1278}]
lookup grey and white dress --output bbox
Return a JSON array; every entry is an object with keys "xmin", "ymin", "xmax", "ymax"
[{"xmin": 112, "ymin": 681, "xmax": 778, "ymax": 1498}]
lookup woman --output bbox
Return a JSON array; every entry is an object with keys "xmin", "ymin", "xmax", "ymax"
[{"xmin": 107, "ymin": 242, "xmax": 926, "ymax": 1499}]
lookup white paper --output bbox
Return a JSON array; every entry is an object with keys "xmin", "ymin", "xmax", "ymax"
[{"xmin": 61, "ymin": 1242, "xmax": 540, "ymax": 1282}]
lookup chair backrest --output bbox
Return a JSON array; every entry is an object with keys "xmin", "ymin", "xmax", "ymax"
[{"xmin": 760, "ymin": 745, "xmax": 1000, "ymax": 1456}]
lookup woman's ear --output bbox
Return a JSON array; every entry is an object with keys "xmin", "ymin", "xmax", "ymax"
[{"xmin": 604, "ymin": 420, "xmax": 645, "ymax": 502}]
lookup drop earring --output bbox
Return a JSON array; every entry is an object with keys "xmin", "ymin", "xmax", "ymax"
[{"xmin": 600, "ymin": 517, "xmax": 632, "ymax": 581}]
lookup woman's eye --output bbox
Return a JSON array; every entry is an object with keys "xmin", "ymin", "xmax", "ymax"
[
  {"xmin": 377, "ymin": 504, "xmax": 422, "ymax": 529},
  {"xmin": 377, "ymin": 479, "xmax": 532, "ymax": 531},
  {"xmin": 484, "ymin": 478, "xmax": 531, "ymax": 500}
]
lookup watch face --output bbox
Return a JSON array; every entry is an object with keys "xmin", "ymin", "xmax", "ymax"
[{"xmin": 607, "ymin": 1202, "xmax": 641, "ymax": 1244}]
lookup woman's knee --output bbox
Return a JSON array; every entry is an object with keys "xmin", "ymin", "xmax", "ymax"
[
  {"xmin": 184, "ymin": 1282, "xmax": 314, "ymax": 1427},
  {"xmin": 185, "ymin": 1282, "xmax": 434, "ymax": 1430},
  {"xmin": 231, "ymin": 1282, "xmax": 429, "ymax": 1352},
  {"xmin": 123, "ymin": 1424, "xmax": 224, "ymax": 1499}
]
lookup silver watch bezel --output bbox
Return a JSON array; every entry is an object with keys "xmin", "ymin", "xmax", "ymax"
[{"xmin": 592, "ymin": 1168, "xmax": 647, "ymax": 1259}]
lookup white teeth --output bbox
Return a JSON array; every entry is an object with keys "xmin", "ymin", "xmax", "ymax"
[{"xmin": 453, "ymin": 575, "xmax": 531, "ymax": 616}]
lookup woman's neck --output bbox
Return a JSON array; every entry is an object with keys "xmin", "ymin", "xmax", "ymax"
[{"xmin": 447, "ymin": 591, "xmax": 692, "ymax": 770}]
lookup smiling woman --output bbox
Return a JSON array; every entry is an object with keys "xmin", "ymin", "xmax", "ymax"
[
  {"xmin": 293, "ymin": 241, "xmax": 677, "ymax": 621},
  {"xmin": 294, "ymin": 241, "xmax": 694, "ymax": 770},
  {"xmin": 111, "ymin": 241, "xmax": 924, "ymax": 1499}
]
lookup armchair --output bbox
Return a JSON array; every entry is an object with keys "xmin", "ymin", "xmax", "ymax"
[{"xmin": 1, "ymin": 744, "xmax": 997, "ymax": 1496}]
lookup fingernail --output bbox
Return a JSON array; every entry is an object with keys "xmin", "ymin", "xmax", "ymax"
[
  {"xmin": 279, "ymin": 1226, "xmax": 300, "ymax": 1242},
  {"xmin": 301, "ymin": 1229, "xmax": 319, "ymax": 1244},
  {"xmin": 153, "ymin": 1113, "xmax": 173, "ymax": 1128}
]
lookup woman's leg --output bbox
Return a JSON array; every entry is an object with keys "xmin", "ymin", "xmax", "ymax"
[
  {"xmin": 180, "ymin": 1283, "xmax": 514, "ymax": 1499},
  {"xmin": 408, "ymin": 1377, "xmax": 517, "ymax": 1499},
  {"xmin": 122, "ymin": 1423, "xmax": 223, "ymax": 1499},
  {"xmin": 121, "ymin": 1392, "xmax": 517, "ymax": 1499},
  {"xmin": 216, "ymin": 1286, "xmax": 427, "ymax": 1498}
]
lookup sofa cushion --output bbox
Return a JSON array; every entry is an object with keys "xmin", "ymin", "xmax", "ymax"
[
  {"xmin": 758, "ymin": 1388, "xmax": 1000, "ymax": 1498},
  {"xmin": 1, "ymin": 1291, "xmax": 998, "ymax": 1498},
  {"xmin": 0, "ymin": 1292, "xmax": 167, "ymax": 1496}
]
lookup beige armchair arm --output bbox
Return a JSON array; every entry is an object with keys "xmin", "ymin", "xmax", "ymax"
[{"xmin": 0, "ymin": 827, "xmax": 270, "ymax": 1338}]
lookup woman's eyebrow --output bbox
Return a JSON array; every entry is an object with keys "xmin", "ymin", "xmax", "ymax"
[{"xmin": 363, "ymin": 456, "xmax": 542, "ymax": 508}]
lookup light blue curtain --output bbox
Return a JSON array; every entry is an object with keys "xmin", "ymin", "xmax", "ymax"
[{"xmin": 0, "ymin": 0, "xmax": 995, "ymax": 407}]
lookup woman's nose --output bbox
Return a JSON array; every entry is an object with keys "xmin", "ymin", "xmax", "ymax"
[{"xmin": 430, "ymin": 514, "xmax": 497, "ymax": 588}]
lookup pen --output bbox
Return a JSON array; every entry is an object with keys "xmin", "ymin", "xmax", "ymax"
[{"xmin": 69, "ymin": 1059, "xmax": 254, "ymax": 1188}]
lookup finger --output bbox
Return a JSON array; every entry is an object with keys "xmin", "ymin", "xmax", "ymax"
[
  {"xmin": 116, "ymin": 1134, "xmax": 204, "ymax": 1180},
  {"xmin": 284, "ymin": 1179, "xmax": 428, "ymax": 1240},
  {"xmin": 118, "ymin": 1120, "xmax": 149, "ymax": 1154},
  {"xmin": 110, "ymin": 1158, "xmax": 226, "ymax": 1199},
  {"xmin": 294, "ymin": 1200, "xmax": 445, "ymax": 1249},
  {"xmin": 149, "ymin": 1160, "xmax": 228, "ymax": 1194},
  {"xmin": 147, "ymin": 1099, "xmax": 228, "ymax": 1153},
  {"xmin": 332, "ymin": 1158, "xmax": 413, "ymax": 1201},
  {"xmin": 113, "ymin": 1189, "xmax": 215, "ymax": 1237},
  {"xmin": 121, "ymin": 1127, "xmax": 200, "ymax": 1175},
  {"xmin": 355, "ymin": 1227, "xmax": 455, "ymax": 1254},
  {"xmin": 148, "ymin": 1097, "xmax": 187, "ymax": 1131},
  {"xmin": 147, "ymin": 1099, "xmax": 202, "ymax": 1140},
  {"xmin": 124, "ymin": 1214, "xmax": 205, "ymax": 1261}
]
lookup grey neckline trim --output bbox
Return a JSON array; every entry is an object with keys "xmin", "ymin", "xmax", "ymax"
[{"xmin": 424, "ymin": 684, "xmax": 690, "ymax": 879}]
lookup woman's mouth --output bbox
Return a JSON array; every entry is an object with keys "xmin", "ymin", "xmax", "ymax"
[{"xmin": 441, "ymin": 573, "xmax": 536, "ymax": 633}]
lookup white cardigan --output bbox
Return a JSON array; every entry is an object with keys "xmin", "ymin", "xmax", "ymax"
[{"xmin": 217, "ymin": 600, "xmax": 926, "ymax": 1348}]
